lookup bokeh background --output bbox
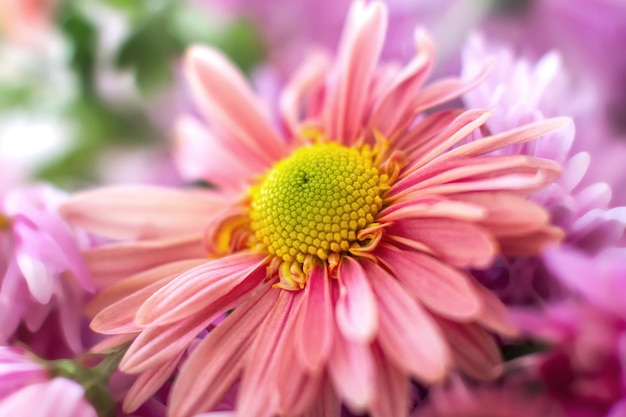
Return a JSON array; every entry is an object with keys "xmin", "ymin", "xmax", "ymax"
[{"xmin": 1, "ymin": 0, "xmax": 625, "ymax": 196}]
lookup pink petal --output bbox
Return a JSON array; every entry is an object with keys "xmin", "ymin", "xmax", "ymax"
[
  {"xmin": 335, "ymin": 257, "xmax": 378, "ymax": 342},
  {"xmin": 279, "ymin": 50, "xmax": 331, "ymax": 137},
  {"xmin": 185, "ymin": 46, "xmax": 286, "ymax": 169},
  {"xmin": 119, "ymin": 307, "xmax": 218, "ymax": 373},
  {"xmin": 369, "ymin": 29, "xmax": 435, "ymax": 136},
  {"xmin": 369, "ymin": 348, "xmax": 410, "ymax": 417},
  {"xmin": 436, "ymin": 318, "xmax": 502, "ymax": 380},
  {"xmin": 451, "ymin": 192, "xmax": 550, "ymax": 238},
  {"xmin": 174, "ymin": 116, "xmax": 256, "ymax": 189},
  {"xmin": 85, "ymin": 234, "xmax": 206, "ymax": 289},
  {"xmin": 328, "ymin": 325, "xmax": 377, "ymax": 412},
  {"xmin": 379, "ymin": 198, "xmax": 487, "ymax": 223},
  {"xmin": 412, "ymin": 61, "xmax": 491, "ymax": 114},
  {"xmin": 237, "ymin": 291, "xmax": 303, "ymax": 417},
  {"xmin": 377, "ymin": 244, "xmax": 482, "ymax": 320},
  {"xmin": 135, "ymin": 252, "xmax": 267, "ymax": 326},
  {"xmin": 393, "ymin": 154, "xmax": 560, "ymax": 200},
  {"xmin": 385, "ymin": 218, "xmax": 497, "ymax": 268},
  {"xmin": 90, "ymin": 273, "xmax": 180, "ymax": 334},
  {"xmin": 470, "ymin": 281, "xmax": 519, "ymax": 337},
  {"xmin": 122, "ymin": 350, "xmax": 184, "ymax": 412},
  {"xmin": 365, "ymin": 260, "xmax": 449, "ymax": 382},
  {"xmin": 170, "ymin": 285, "xmax": 278, "ymax": 417},
  {"xmin": 85, "ymin": 259, "xmax": 207, "ymax": 318},
  {"xmin": 404, "ymin": 109, "xmax": 493, "ymax": 174},
  {"xmin": 294, "ymin": 265, "xmax": 333, "ymax": 371},
  {"xmin": 61, "ymin": 186, "xmax": 228, "ymax": 240},
  {"xmin": 440, "ymin": 117, "xmax": 573, "ymax": 160},
  {"xmin": 323, "ymin": 0, "xmax": 387, "ymax": 144}
]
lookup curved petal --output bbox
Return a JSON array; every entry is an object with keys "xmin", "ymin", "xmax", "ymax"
[
  {"xmin": 185, "ymin": 46, "xmax": 287, "ymax": 169},
  {"xmin": 135, "ymin": 252, "xmax": 268, "ymax": 326},
  {"xmin": 335, "ymin": 257, "xmax": 378, "ymax": 342},
  {"xmin": 170, "ymin": 285, "xmax": 278, "ymax": 417},
  {"xmin": 385, "ymin": 218, "xmax": 497, "ymax": 268},
  {"xmin": 294, "ymin": 265, "xmax": 333, "ymax": 371},
  {"xmin": 364, "ymin": 260, "xmax": 449, "ymax": 382},
  {"xmin": 61, "ymin": 186, "xmax": 228, "ymax": 240},
  {"xmin": 323, "ymin": 0, "xmax": 387, "ymax": 144},
  {"xmin": 377, "ymin": 244, "xmax": 482, "ymax": 320},
  {"xmin": 328, "ymin": 325, "xmax": 377, "ymax": 413},
  {"xmin": 174, "ymin": 116, "xmax": 256, "ymax": 189},
  {"xmin": 85, "ymin": 234, "xmax": 206, "ymax": 289},
  {"xmin": 369, "ymin": 29, "xmax": 435, "ymax": 137}
]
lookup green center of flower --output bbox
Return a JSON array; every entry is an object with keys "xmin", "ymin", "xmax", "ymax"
[{"xmin": 250, "ymin": 143, "xmax": 385, "ymax": 264}]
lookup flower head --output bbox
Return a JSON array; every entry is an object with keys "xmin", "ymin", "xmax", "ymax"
[
  {"xmin": 0, "ymin": 185, "xmax": 94, "ymax": 353},
  {"xmin": 63, "ymin": 1, "xmax": 570, "ymax": 416}
]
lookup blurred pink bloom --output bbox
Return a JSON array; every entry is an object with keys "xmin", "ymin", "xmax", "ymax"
[
  {"xmin": 412, "ymin": 378, "xmax": 563, "ymax": 417},
  {"xmin": 0, "ymin": 345, "xmax": 97, "ymax": 417},
  {"xmin": 0, "ymin": 0, "xmax": 53, "ymax": 45},
  {"xmin": 63, "ymin": 1, "xmax": 570, "ymax": 415},
  {"xmin": 0, "ymin": 185, "xmax": 94, "ymax": 352},
  {"xmin": 510, "ymin": 247, "xmax": 626, "ymax": 417}
]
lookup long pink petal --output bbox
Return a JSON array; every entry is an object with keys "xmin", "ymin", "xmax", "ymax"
[
  {"xmin": 369, "ymin": 29, "xmax": 435, "ymax": 136},
  {"xmin": 324, "ymin": 0, "xmax": 387, "ymax": 144},
  {"xmin": 385, "ymin": 218, "xmax": 497, "ymax": 268},
  {"xmin": 61, "ymin": 186, "xmax": 227, "ymax": 240},
  {"xmin": 335, "ymin": 257, "xmax": 378, "ymax": 342},
  {"xmin": 377, "ymin": 244, "xmax": 482, "ymax": 320},
  {"xmin": 119, "ymin": 306, "xmax": 219, "ymax": 373},
  {"xmin": 90, "ymin": 273, "xmax": 181, "ymax": 334},
  {"xmin": 237, "ymin": 291, "xmax": 303, "ymax": 417},
  {"xmin": 294, "ymin": 265, "xmax": 333, "ymax": 371},
  {"xmin": 439, "ymin": 117, "xmax": 572, "ymax": 160},
  {"xmin": 379, "ymin": 197, "xmax": 487, "ymax": 223},
  {"xmin": 393, "ymin": 154, "xmax": 561, "ymax": 199},
  {"xmin": 369, "ymin": 348, "xmax": 410, "ymax": 417},
  {"xmin": 404, "ymin": 109, "xmax": 493, "ymax": 174},
  {"xmin": 185, "ymin": 46, "xmax": 286, "ymax": 169},
  {"xmin": 85, "ymin": 259, "xmax": 207, "ymax": 318},
  {"xmin": 279, "ymin": 50, "xmax": 330, "ymax": 137},
  {"xmin": 451, "ymin": 192, "xmax": 550, "ymax": 238},
  {"xmin": 174, "ymin": 116, "xmax": 256, "ymax": 189},
  {"xmin": 365, "ymin": 260, "xmax": 449, "ymax": 382},
  {"xmin": 470, "ymin": 280, "xmax": 519, "ymax": 337},
  {"xmin": 328, "ymin": 325, "xmax": 377, "ymax": 412},
  {"xmin": 302, "ymin": 383, "xmax": 342, "ymax": 417},
  {"xmin": 135, "ymin": 252, "xmax": 267, "ymax": 326},
  {"xmin": 122, "ymin": 350, "xmax": 184, "ymax": 412},
  {"xmin": 436, "ymin": 318, "xmax": 502, "ymax": 380},
  {"xmin": 170, "ymin": 285, "xmax": 278, "ymax": 417}
]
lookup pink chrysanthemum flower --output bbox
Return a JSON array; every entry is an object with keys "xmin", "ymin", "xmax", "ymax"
[{"xmin": 63, "ymin": 1, "xmax": 569, "ymax": 416}]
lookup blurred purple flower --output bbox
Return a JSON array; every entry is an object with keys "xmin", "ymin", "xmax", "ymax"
[
  {"xmin": 461, "ymin": 36, "xmax": 626, "ymax": 304},
  {"xmin": 0, "ymin": 185, "xmax": 94, "ymax": 352}
]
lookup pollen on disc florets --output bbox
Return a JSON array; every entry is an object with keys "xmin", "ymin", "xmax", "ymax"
[{"xmin": 250, "ymin": 143, "xmax": 387, "ymax": 269}]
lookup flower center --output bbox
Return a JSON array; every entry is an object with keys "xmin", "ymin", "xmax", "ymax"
[{"xmin": 250, "ymin": 143, "xmax": 385, "ymax": 265}]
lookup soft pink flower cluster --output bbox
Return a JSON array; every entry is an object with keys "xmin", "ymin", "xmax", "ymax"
[{"xmin": 2, "ymin": 1, "xmax": 626, "ymax": 416}]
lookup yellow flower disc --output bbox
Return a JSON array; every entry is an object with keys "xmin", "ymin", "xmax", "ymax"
[{"xmin": 250, "ymin": 143, "xmax": 385, "ymax": 264}]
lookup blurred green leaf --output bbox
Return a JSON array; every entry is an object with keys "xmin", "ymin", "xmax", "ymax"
[{"xmin": 58, "ymin": 2, "xmax": 97, "ymax": 94}]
